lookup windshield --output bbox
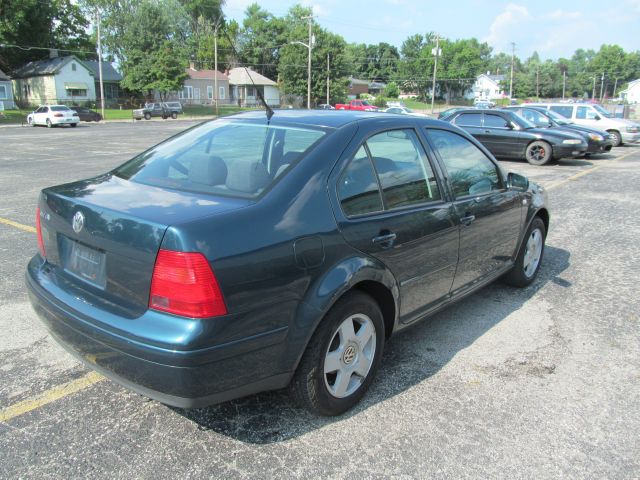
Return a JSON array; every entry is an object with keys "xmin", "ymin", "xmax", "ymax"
[
  {"xmin": 361, "ymin": 101, "xmax": 371, "ymax": 106},
  {"xmin": 544, "ymin": 109, "xmax": 571, "ymax": 125},
  {"xmin": 114, "ymin": 120, "xmax": 327, "ymax": 199},
  {"xmin": 593, "ymin": 104, "xmax": 613, "ymax": 118},
  {"xmin": 405, "ymin": 108, "xmax": 414, "ymax": 113},
  {"xmin": 511, "ymin": 113, "xmax": 536, "ymax": 129}
]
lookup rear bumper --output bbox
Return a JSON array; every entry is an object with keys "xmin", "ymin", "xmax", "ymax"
[
  {"xmin": 50, "ymin": 117, "xmax": 78, "ymax": 125},
  {"xmin": 26, "ymin": 257, "xmax": 291, "ymax": 408}
]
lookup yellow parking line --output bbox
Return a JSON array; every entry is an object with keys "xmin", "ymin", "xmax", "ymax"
[
  {"xmin": 0, "ymin": 371, "xmax": 104, "ymax": 422},
  {"xmin": 547, "ymin": 148, "xmax": 638, "ymax": 191},
  {"xmin": 0, "ymin": 216, "xmax": 36, "ymax": 233}
]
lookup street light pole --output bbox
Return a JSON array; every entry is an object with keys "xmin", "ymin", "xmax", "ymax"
[
  {"xmin": 509, "ymin": 42, "xmax": 515, "ymax": 99},
  {"xmin": 96, "ymin": 9, "xmax": 105, "ymax": 120},
  {"xmin": 430, "ymin": 33, "xmax": 440, "ymax": 114},
  {"xmin": 326, "ymin": 53, "xmax": 330, "ymax": 105},
  {"xmin": 291, "ymin": 15, "xmax": 314, "ymax": 109}
]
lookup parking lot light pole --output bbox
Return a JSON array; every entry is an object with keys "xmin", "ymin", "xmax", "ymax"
[
  {"xmin": 96, "ymin": 9, "xmax": 105, "ymax": 121},
  {"xmin": 430, "ymin": 33, "xmax": 440, "ymax": 114},
  {"xmin": 290, "ymin": 24, "xmax": 314, "ymax": 109}
]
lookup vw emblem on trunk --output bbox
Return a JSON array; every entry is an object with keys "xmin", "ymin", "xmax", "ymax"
[{"xmin": 72, "ymin": 211, "xmax": 85, "ymax": 234}]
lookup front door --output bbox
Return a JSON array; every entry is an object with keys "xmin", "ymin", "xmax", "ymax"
[
  {"xmin": 482, "ymin": 112, "xmax": 523, "ymax": 158},
  {"xmin": 334, "ymin": 128, "xmax": 459, "ymax": 322},
  {"xmin": 424, "ymin": 128, "xmax": 522, "ymax": 294}
]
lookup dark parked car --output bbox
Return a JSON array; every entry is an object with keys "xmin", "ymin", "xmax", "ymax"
[
  {"xmin": 445, "ymin": 109, "xmax": 588, "ymax": 165},
  {"xmin": 504, "ymin": 106, "xmax": 614, "ymax": 155},
  {"xmin": 71, "ymin": 106, "xmax": 102, "ymax": 122},
  {"xmin": 27, "ymin": 111, "xmax": 549, "ymax": 416},
  {"xmin": 438, "ymin": 107, "xmax": 470, "ymax": 120},
  {"xmin": 133, "ymin": 103, "xmax": 176, "ymax": 120}
]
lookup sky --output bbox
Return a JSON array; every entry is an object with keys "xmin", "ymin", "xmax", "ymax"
[{"xmin": 223, "ymin": 0, "xmax": 640, "ymax": 60}]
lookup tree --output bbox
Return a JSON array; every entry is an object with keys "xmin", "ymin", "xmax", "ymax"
[
  {"xmin": 148, "ymin": 41, "xmax": 189, "ymax": 99},
  {"xmin": 384, "ymin": 82, "xmax": 399, "ymax": 98},
  {"xmin": 0, "ymin": 0, "xmax": 94, "ymax": 72},
  {"xmin": 239, "ymin": 4, "xmax": 285, "ymax": 79}
]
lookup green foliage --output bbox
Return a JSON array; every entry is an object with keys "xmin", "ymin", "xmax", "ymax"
[
  {"xmin": 373, "ymin": 96, "xmax": 388, "ymax": 108},
  {"xmin": 0, "ymin": 0, "xmax": 95, "ymax": 72},
  {"xmin": 384, "ymin": 82, "xmax": 399, "ymax": 98}
]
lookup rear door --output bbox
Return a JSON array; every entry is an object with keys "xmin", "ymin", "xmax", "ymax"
[
  {"xmin": 35, "ymin": 106, "xmax": 48, "ymax": 124},
  {"xmin": 424, "ymin": 128, "xmax": 522, "ymax": 294},
  {"xmin": 333, "ymin": 127, "xmax": 459, "ymax": 322},
  {"xmin": 452, "ymin": 112, "xmax": 486, "ymax": 145}
]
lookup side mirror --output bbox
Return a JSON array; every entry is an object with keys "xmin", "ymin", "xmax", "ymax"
[
  {"xmin": 507, "ymin": 172, "xmax": 529, "ymax": 191},
  {"xmin": 594, "ymin": 114, "xmax": 601, "ymax": 120}
]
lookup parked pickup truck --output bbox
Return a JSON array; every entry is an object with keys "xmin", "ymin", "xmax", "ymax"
[
  {"xmin": 133, "ymin": 103, "xmax": 178, "ymax": 120},
  {"xmin": 335, "ymin": 100, "xmax": 378, "ymax": 111}
]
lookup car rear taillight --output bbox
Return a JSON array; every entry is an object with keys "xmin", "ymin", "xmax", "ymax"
[
  {"xmin": 149, "ymin": 249, "xmax": 227, "ymax": 318},
  {"xmin": 53, "ymin": 113, "xmax": 63, "ymax": 117},
  {"xmin": 36, "ymin": 207, "xmax": 46, "ymax": 258}
]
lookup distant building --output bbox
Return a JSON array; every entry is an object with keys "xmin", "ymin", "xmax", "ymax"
[
  {"xmin": 620, "ymin": 79, "xmax": 640, "ymax": 104},
  {"xmin": 82, "ymin": 60, "xmax": 123, "ymax": 105},
  {"xmin": 368, "ymin": 81, "xmax": 387, "ymax": 96},
  {"xmin": 0, "ymin": 68, "xmax": 16, "ymax": 109},
  {"xmin": 160, "ymin": 63, "xmax": 230, "ymax": 105},
  {"xmin": 12, "ymin": 54, "xmax": 96, "ymax": 105},
  {"xmin": 347, "ymin": 77, "xmax": 369, "ymax": 98},
  {"xmin": 468, "ymin": 73, "xmax": 507, "ymax": 101},
  {"xmin": 227, "ymin": 68, "xmax": 280, "ymax": 107}
]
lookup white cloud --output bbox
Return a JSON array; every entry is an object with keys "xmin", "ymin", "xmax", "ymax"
[{"xmin": 484, "ymin": 3, "xmax": 530, "ymax": 50}]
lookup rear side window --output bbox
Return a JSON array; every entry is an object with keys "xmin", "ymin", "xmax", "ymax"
[
  {"xmin": 338, "ymin": 146, "xmax": 383, "ymax": 216},
  {"xmin": 455, "ymin": 113, "xmax": 482, "ymax": 127},
  {"xmin": 338, "ymin": 129, "xmax": 441, "ymax": 217},
  {"xmin": 549, "ymin": 105, "xmax": 573, "ymax": 118},
  {"xmin": 427, "ymin": 129, "xmax": 502, "ymax": 198},
  {"xmin": 114, "ymin": 120, "xmax": 326, "ymax": 198},
  {"xmin": 576, "ymin": 106, "xmax": 598, "ymax": 120}
]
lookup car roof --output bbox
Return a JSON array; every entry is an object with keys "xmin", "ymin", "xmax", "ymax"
[{"xmin": 225, "ymin": 109, "xmax": 451, "ymax": 130}]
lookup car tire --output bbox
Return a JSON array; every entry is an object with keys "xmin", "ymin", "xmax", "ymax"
[
  {"xmin": 144, "ymin": 113, "xmax": 151, "ymax": 120},
  {"xmin": 525, "ymin": 140, "xmax": 552, "ymax": 166},
  {"xmin": 503, "ymin": 217, "xmax": 546, "ymax": 288},
  {"xmin": 607, "ymin": 130, "xmax": 622, "ymax": 147},
  {"xmin": 71, "ymin": 123, "xmax": 77, "ymax": 128},
  {"xmin": 28, "ymin": 117, "xmax": 35, "ymax": 127},
  {"xmin": 171, "ymin": 112, "xmax": 177, "ymax": 119},
  {"xmin": 46, "ymin": 119, "xmax": 53, "ymax": 128},
  {"xmin": 289, "ymin": 291, "xmax": 385, "ymax": 416}
]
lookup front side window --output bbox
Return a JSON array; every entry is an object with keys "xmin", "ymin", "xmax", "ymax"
[
  {"xmin": 427, "ymin": 129, "xmax": 502, "ymax": 198},
  {"xmin": 115, "ymin": 121, "xmax": 326, "ymax": 198},
  {"xmin": 338, "ymin": 146, "xmax": 383, "ymax": 216},
  {"xmin": 455, "ymin": 113, "xmax": 483, "ymax": 127},
  {"xmin": 484, "ymin": 114, "xmax": 509, "ymax": 128},
  {"xmin": 520, "ymin": 109, "xmax": 549, "ymax": 127}
]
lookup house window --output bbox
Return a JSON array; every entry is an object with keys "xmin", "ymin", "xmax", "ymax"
[
  {"xmin": 219, "ymin": 86, "xmax": 225, "ymax": 100},
  {"xmin": 246, "ymin": 86, "xmax": 255, "ymax": 97},
  {"xmin": 0, "ymin": 85, "xmax": 6, "ymax": 99},
  {"xmin": 207, "ymin": 86, "xmax": 213, "ymax": 100},
  {"xmin": 68, "ymin": 89, "xmax": 87, "ymax": 97},
  {"xmin": 180, "ymin": 85, "xmax": 193, "ymax": 99},
  {"xmin": 72, "ymin": 63, "xmax": 76, "ymax": 71}
]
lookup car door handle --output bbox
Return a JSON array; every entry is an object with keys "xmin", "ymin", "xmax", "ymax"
[
  {"xmin": 484, "ymin": 130, "xmax": 491, "ymax": 134},
  {"xmin": 460, "ymin": 215, "xmax": 476, "ymax": 226},
  {"xmin": 372, "ymin": 232, "xmax": 397, "ymax": 249}
]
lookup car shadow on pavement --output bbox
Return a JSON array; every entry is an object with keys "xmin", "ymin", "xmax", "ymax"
[{"xmin": 173, "ymin": 244, "xmax": 571, "ymax": 445}]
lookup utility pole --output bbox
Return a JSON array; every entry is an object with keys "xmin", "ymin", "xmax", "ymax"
[
  {"xmin": 430, "ymin": 33, "xmax": 440, "ymax": 114},
  {"xmin": 599, "ymin": 72, "xmax": 605, "ymax": 102},
  {"xmin": 96, "ymin": 9, "xmax": 105, "ymax": 121},
  {"xmin": 214, "ymin": 21, "xmax": 219, "ymax": 116},
  {"xmin": 562, "ymin": 70, "xmax": 566, "ymax": 100},
  {"xmin": 326, "ymin": 53, "xmax": 330, "ymax": 105},
  {"xmin": 291, "ymin": 16, "xmax": 314, "ymax": 109},
  {"xmin": 509, "ymin": 42, "xmax": 515, "ymax": 99},
  {"xmin": 592, "ymin": 75, "xmax": 596, "ymax": 100},
  {"xmin": 613, "ymin": 78, "xmax": 619, "ymax": 98},
  {"xmin": 536, "ymin": 66, "xmax": 539, "ymax": 100}
]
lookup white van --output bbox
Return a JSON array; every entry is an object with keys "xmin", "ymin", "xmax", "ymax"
[{"xmin": 528, "ymin": 102, "xmax": 640, "ymax": 146}]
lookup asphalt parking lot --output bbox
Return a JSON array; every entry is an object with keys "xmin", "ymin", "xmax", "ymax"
[{"xmin": 1, "ymin": 120, "xmax": 639, "ymax": 478}]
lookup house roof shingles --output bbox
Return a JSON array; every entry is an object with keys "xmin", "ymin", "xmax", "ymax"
[
  {"xmin": 82, "ymin": 60, "xmax": 122, "ymax": 82},
  {"xmin": 186, "ymin": 68, "xmax": 228, "ymax": 81},
  {"xmin": 12, "ymin": 56, "xmax": 83, "ymax": 78},
  {"xmin": 227, "ymin": 68, "xmax": 276, "ymax": 86}
]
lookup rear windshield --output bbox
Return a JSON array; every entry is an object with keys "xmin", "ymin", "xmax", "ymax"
[
  {"xmin": 51, "ymin": 106, "xmax": 71, "ymax": 111},
  {"xmin": 114, "ymin": 120, "xmax": 326, "ymax": 198}
]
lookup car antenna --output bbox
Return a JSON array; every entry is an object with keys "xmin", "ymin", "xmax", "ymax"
[{"xmin": 223, "ymin": 30, "xmax": 274, "ymax": 122}]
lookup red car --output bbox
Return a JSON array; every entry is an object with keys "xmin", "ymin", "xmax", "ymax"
[{"xmin": 335, "ymin": 100, "xmax": 378, "ymax": 111}]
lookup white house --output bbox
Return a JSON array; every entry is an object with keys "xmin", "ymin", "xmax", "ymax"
[
  {"xmin": 227, "ymin": 68, "xmax": 280, "ymax": 107},
  {"xmin": 0, "ymin": 68, "xmax": 16, "ymax": 109},
  {"xmin": 12, "ymin": 54, "xmax": 96, "ymax": 105},
  {"xmin": 467, "ymin": 73, "xmax": 506, "ymax": 101},
  {"xmin": 620, "ymin": 79, "xmax": 640, "ymax": 104}
]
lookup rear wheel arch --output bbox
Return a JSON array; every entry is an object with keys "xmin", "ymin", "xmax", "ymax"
[{"xmin": 352, "ymin": 280, "xmax": 396, "ymax": 339}]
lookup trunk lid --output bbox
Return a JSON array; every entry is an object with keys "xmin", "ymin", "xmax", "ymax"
[{"xmin": 39, "ymin": 174, "xmax": 251, "ymax": 317}]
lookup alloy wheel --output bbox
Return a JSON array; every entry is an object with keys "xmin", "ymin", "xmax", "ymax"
[{"xmin": 523, "ymin": 228, "xmax": 543, "ymax": 278}]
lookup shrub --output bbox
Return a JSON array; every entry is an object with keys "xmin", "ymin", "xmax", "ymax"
[{"xmin": 384, "ymin": 82, "xmax": 399, "ymax": 98}]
